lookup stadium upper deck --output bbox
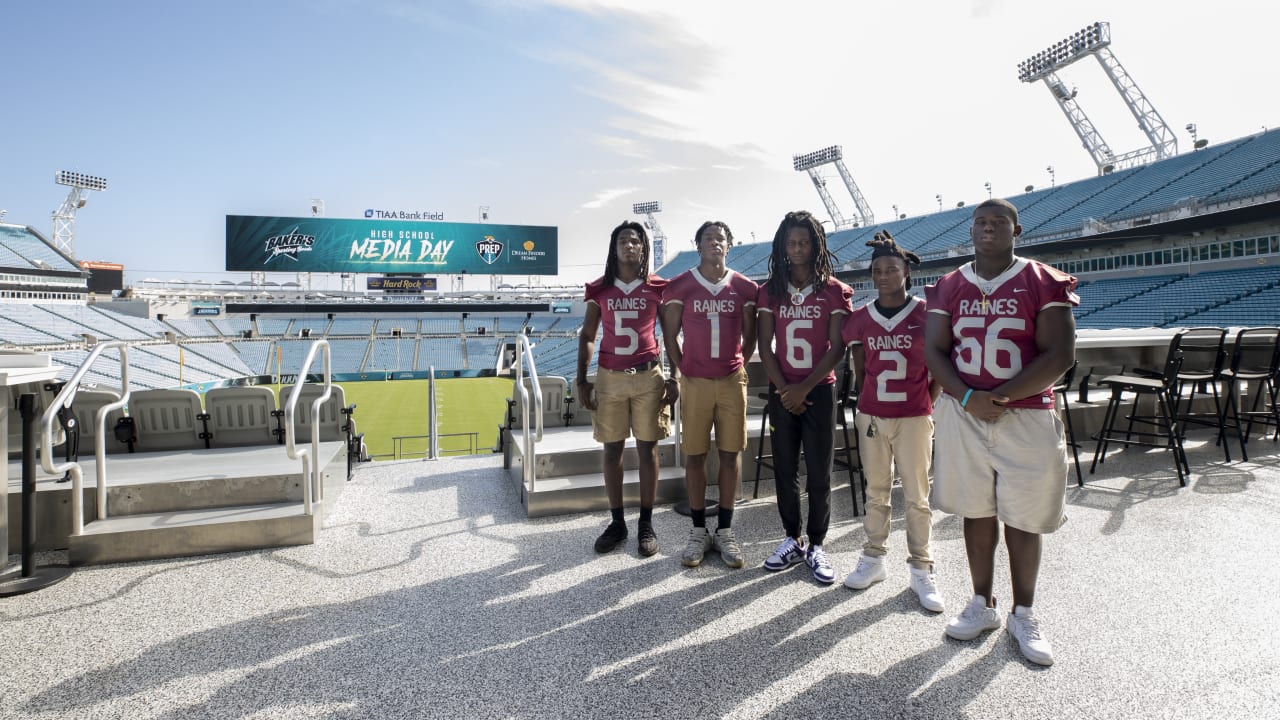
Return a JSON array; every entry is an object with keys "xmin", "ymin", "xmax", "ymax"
[{"xmin": 1, "ymin": 126, "xmax": 1277, "ymax": 391}]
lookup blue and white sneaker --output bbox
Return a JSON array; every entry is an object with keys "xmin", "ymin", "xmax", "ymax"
[
  {"xmin": 763, "ymin": 536, "xmax": 807, "ymax": 572},
  {"xmin": 805, "ymin": 544, "xmax": 836, "ymax": 584}
]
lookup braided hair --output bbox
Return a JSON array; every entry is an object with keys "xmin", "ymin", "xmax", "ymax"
[
  {"xmin": 602, "ymin": 221, "xmax": 650, "ymax": 287},
  {"xmin": 764, "ymin": 210, "xmax": 837, "ymax": 303},
  {"xmin": 866, "ymin": 232, "xmax": 921, "ymax": 290}
]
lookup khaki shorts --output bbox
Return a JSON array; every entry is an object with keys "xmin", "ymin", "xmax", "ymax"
[
  {"xmin": 932, "ymin": 394, "xmax": 1068, "ymax": 534},
  {"xmin": 591, "ymin": 366, "xmax": 670, "ymax": 444},
  {"xmin": 679, "ymin": 367, "xmax": 748, "ymax": 455}
]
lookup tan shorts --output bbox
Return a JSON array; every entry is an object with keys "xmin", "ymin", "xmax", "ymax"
[
  {"xmin": 679, "ymin": 367, "xmax": 748, "ymax": 455},
  {"xmin": 591, "ymin": 366, "xmax": 670, "ymax": 444},
  {"xmin": 932, "ymin": 394, "xmax": 1068, "ymax": 534}
]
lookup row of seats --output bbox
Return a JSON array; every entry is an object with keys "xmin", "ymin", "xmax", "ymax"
[{"xmin": 48, "ymin": 384, "xmax": 358, "ymax": 457}]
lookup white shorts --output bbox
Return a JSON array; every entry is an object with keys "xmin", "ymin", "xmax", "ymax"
[{"xmin": 932, "ymin": 394, "xmax": 1068, "ymax": 534}]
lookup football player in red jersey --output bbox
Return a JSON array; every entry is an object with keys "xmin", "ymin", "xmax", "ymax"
[
  {"xmin": 756, "ymin": 210, "xmax": 852, "ymax": 584},
  {"xmin": 924, "ymin": 199, "xmax": 1079, "ymax": 666},
  {"xmin": 578, "ymin": 222, "xmax": 676, "ymax": 557},
  {"xmin": 661, "ymin": 221, "xmax": 758, "ymax": 569},
  {"xmin": 841, "ymin": 232, "xmax": 944, "ymax": 610}
]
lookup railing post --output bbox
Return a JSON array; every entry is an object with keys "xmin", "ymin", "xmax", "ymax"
[{"xmin": 428, "ymin": 366, "xmax": 438, "ymax": 460}]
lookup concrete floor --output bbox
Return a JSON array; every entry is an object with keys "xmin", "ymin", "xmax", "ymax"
[{"xmin": 2, "ymin": 430, "xmax": 1278, "ymax": 719}]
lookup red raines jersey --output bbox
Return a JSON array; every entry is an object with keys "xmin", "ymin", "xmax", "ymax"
[
  {"xmin": 662, "ymin": 268, "xmax": 758, "ymax": 379},
  {"xmin": 584, "ymin": 275, "xmax": 667, "ymax": 371},
  {"xmin": 843, "ymin": 296, "xmax": 933, "ymax": 418},
  {"xmin": 925, "ymin": 257, "xmax": 1079, "ymax": 409},
  {"xmin": 757, "ymin": 278, "xmax": 853, "ymax": 386}
]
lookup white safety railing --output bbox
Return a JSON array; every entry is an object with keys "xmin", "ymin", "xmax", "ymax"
[
  {"xmin": 513, "ymin": 334, "xmax": 543, "ymax": 492},
  {"xmin": 40, "ymin": 341, "xmax": 132, "ymax": 535},
  {"xmin": 284, "ymin": 339, "xmax": 330, "ymax": 516}
]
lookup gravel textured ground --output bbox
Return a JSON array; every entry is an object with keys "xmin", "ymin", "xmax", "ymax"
[{"xmin": 2, "ymin": 434, "xmax": 1278, "ymax": 719}]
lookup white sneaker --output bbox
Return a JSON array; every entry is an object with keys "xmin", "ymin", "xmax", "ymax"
[
  {"xmin": 1007, "ymin": 605, "xmax": 1055, "ymax": 666},
  {"xmin": 909, "ymin": 567, "xmax": 945, "ymax": 613},
  {"xmin": 945, "ymin": 595, "xmax": 1002, "ymax": 640},
  {"xmin": 681, "ymin": 527, "xmax": 713, "ymax": 567},
  {"xmin": 843, "ymin": 553, "xmax": 886, "ymax": 590}
]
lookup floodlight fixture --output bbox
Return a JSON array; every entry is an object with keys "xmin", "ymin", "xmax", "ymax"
[
  {"xmin": 1017, "ymin": 21, "xmax": 1109, "ymax": 83},
  {"xmin": 935, "ymin": 194, "xmax": 942, "ymax": 211},
  {"xmin": 1047, "ymin": 166, "xmax": 1056, "ymax": 186},
  {"xmin": 55, "ymin": 170, "xmax": 108, "ymax": 191},
  {"xmin": 1185, "ymin": 123, "xmax": 1198, "ymax": 145},
  {"xmin": 792, "ymin": 145, "xmax": 842, "ymax": 172},
  {"xmin": 632, "ymin": 201, "xmax": 662, "ymax": 214},
  {"xmin": 984, "ymin": 181, "xmax": 992, "ymax": 198}
]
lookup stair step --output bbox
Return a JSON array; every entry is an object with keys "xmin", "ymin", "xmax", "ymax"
[
  {"xmin": 513, "ymin": 465, "xmax": 689, "ymax": 518},
  {"xmin": 69, "ymin": 502, "xmax": 317, "ymax": 565}
]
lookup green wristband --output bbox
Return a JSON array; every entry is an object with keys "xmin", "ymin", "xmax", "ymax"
[{"xmin": 960, "ymin": 388, "xmax": 975, "ymax": 407}]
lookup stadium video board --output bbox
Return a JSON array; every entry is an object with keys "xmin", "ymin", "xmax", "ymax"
[{"xmin": 226, "ymin": 215, "xmax": 558, "ymax": 275}]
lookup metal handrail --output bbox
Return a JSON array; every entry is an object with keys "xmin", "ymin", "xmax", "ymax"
[
  {"xmin": 512, "ymin": 334, "xmax": 543, "ymax": 492},
  {"xmin": 283, "ymin": 339, "xmax": 331, "ymax": 516},
  {"xmin": 39, "ymin": 341, "xmax": 132, "ymax": 535}
]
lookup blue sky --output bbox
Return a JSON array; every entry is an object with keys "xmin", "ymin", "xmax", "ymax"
[{"xmin": 3, "ymin": 1, "xmax": 1278, "ymax": 289}]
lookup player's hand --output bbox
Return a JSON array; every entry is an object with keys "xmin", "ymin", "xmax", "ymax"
[
  {"xmin": 965, "ymin": 390, "xmax": 1008, "ymax": 422},
  {"xmin": 662, "ymin": 377, "xmax": 680, "ymax": 407},
  {"xmin": 576, "ymin": 380, "xmax": 597, "ymax": 411},
  {"xmin": 778, "ymin": 384, "xmax": 812, "ymax": 415},
  {"xmin": 873, "ymin": 229, "xmax": 899, "ymax": 246}
]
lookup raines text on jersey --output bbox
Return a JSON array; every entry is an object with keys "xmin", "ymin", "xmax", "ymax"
[
  {"xmin": 608, "ymin": 297, "xmax": 649, "ymax": 311},
  {"xmin": 694, "ymin": 299, "xmax": 736, "ymax": 314},
  {"xmin": 778, "ymin": 304, "xmax": 824, "ymax": 319},
  {"xmin": 958, "ymin": 297, "xmax": 1020, "ymax": 316},
  {"xmin": 866, "ymin": 334, "xmax": 913, "ymax": 351}
]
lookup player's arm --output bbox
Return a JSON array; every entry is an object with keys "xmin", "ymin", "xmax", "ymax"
[
  {"xmin": 849, "ymin": 343, "xmax": 866, "ymax": 396},
  {"xmin": 756, "ymin": 310, "xmax": 786, "ymax": 388},
  {"xmin": 924, "ymin": 311, "xmax": 1007, "ymax": 421},
  {"xmin": 660, "ymin": 302, "xmax": 684, "ymax": 381},
  {"xmin": 991, "ymin": 306, "xmax": 1076, "ymax": 402},
  {"xmin": 741, "ymin": 303, "xmax": 757, "ymax": 366},
  {"xmin": 576, "ymin": 303, "xmax": 602, "ymax": 411}
]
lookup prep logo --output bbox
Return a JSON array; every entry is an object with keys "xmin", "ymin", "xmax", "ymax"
[
  {"xmin": 264, "ymin": 227, "xmax": 315, "ymax": 263},
  {"xmin": 476, "ymin": 235, "xmax": 504, "ymax": 265}
]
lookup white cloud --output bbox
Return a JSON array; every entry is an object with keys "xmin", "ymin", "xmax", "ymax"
[{"xmin": 580, "ymin": 186, "xmax": 639, "ymax": 210}]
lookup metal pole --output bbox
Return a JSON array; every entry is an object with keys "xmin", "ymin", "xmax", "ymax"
[
  {"xmin": 428, "ymin": 366, "xmax": 439, "ymax": 460},
  {"xmin": 21, "ymin": 393, "xmax": 37, "ymax": 577}
]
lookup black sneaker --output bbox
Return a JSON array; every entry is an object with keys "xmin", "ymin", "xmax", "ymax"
[
  {"xmin": 594, "ymin": 521, "xmax": 628, "ymax": 553},
  {"xmin": 638, "ymin": 522, "xmax": 659, "ymax": 557}
]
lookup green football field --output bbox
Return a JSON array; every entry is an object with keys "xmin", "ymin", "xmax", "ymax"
[{"xmin": 261, "ymin": 377, "xmax": 514, "ymax": 460}]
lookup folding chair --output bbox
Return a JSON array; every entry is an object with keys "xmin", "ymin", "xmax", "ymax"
[
  {"xmin": 1053, "ymin": 360, "xmax": 1083, "ymax": 487},
  {"xmin": 1219, "ymin": 327, "xmax": 1280, "ymax": 462},
  {"xmin": 1091, "ymin": 348, "xmax": 1189, "ymax": 486},
  {"xmin": 832, "ymin": 353, "xmax": 864, "ymax": 514}
]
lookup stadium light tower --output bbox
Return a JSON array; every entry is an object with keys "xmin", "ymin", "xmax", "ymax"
[
  {"xmin": 1017, "ymin": 21, "xmax": 1177, "ymax": 175},
  {"xmin": 792, "ymin": 146, "xmax": 875, "ymax": 231},
  {"xmin": 632, "ymin": 201, "xmax": 667, "ymax": 267},
  {"xmin": 52, "ymin": 170, "xmax": 108, "ymax": 257}
]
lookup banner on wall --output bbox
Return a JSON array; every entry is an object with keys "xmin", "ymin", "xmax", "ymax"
[{"xmin": 225, "ymin": 215, "xmax": 558, "ymax": 275}]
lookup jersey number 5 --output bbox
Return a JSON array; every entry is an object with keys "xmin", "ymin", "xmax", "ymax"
[{"xmin": 613, "ymin": 310, "xmax": 639, "ymax": 355}]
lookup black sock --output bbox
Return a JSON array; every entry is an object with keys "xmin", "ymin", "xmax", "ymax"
[
  {"xmin": 639, "ymin": 506, "xmax": 653, "ymax": 525},
  {"xmin": 691, "ymin": 507, "xmax": 706, "ymax": 528},
  {"xmin": 610, "ymin": 507, "xmax": 624, "ymax": 525},
  {"xmin": 717, "ymin": 506, "xmax": 734, "ymax": 530}
]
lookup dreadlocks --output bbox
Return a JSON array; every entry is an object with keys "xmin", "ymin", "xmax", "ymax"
[
  {"xmin": 602, "ymin": 220, "xmax": 650, "ymax": 287},
  {"xmin": 765, "ymin": 210, "xmax": 837, "ymax": 303},
  {"xmin": 866, "ymin": 231, "xmax": 922, "ymax": 290}
]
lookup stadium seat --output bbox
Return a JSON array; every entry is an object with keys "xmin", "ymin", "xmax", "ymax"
[
  {"xmin": 68, "ymin": 389, "xmax": 128, "ymax": 456},
  {"xmin": 206, "ymin": 386, "xmax": 280, "ymax": 447},
  {"xmin": 128, "ymin": 388, "xmax": 211, "ymax": 452},
  {"xmin": 291, "ymin": 384, "xmax": 353, "ymax": 443}
]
